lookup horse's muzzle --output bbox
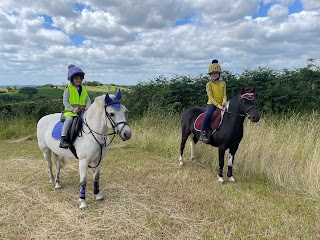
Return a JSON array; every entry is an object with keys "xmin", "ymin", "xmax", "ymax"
[
  {"xmin": 121, "ymin": 128, "xmax": 132, "ymax": 141},
  {"xmin": 249, "ymin": 114, "xmax": 260, "ymax": 122}
]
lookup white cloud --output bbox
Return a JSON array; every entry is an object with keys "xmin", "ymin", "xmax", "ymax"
[
  {"xmin": 268, "ymin": 4, "xmax": 288, "ymax": 19},
  {"xmin": 263, "ymin": 0, "xmax": 296, "ymax": 4},
  {"xmin": 302, "ymin": 0, "xmax": 320, "ymax": 10},
  {"xmin": 0, "ymin": 0, "xmax": 319, "ymax": 86}
]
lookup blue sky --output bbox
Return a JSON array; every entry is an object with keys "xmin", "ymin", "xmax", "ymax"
[{"xmin": 0, "ymin": 0, "xmax": 319, "ymax": 86}]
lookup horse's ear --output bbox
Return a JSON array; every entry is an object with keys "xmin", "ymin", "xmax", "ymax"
[
  {"xmin": 240, "ymin": 87, "xmax": 245, "ymax": 95},
  {"xmin": 115, "ymin": 89, "xmax": 122, "ymax": 100},
  {"xmin": 105, "ymin": 93, "xmax": 113, "ymax": 105},
  {"xmin": 249, "ymin": 85, "xmax": 256, "ymax": 93}
]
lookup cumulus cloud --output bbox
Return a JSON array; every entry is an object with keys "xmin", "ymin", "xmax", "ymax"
[
  {"xmin": 302, "ymin": 0, "xmax": 320, "ymax": 10},
  {"xmin": 0, "ymin": 0, "xmax": 319, "ymax": 86},
  {"xmin": 267, "ymin": 4, "xmax": 289, "ymax": 19}
]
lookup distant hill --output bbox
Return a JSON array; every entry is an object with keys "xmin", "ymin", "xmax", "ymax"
[{"xmin": 0, "ymin": 85, "xmax": 39, "ymax": 88}]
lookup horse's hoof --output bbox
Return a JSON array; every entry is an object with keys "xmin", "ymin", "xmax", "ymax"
[
  {"xmin": 179, "ymin": 161, "xmax": 184, "ymax": 166},
  {"xmin": 229, "ymin": 176, "xmax": 236, "ymax": 182},
  {"xmin": 55, "ymin": 182, "xmax": 62, "ymax": 189},
  {"xmin": 79, "ymin": 199, "xmax": 88, "ymax": 209},
  {"xmin": 95, "ymin": 193, "xmax": 104, "ymax": 201},
  {"xmin": 218, "ymin": 176, "xmax": 224, "ymax": 183}
]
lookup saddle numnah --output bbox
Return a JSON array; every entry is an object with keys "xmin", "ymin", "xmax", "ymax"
[{"xmin": 194, "ymin": 109, "xmax": 223, "ymax": 132}]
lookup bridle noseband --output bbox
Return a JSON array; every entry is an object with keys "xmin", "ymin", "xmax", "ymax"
[{"xmin": 104, "ymin": 104, "xmax": 129, "ymax": 137}]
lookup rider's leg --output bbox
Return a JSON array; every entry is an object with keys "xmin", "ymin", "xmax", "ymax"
[
  {"xmin": 200, "ymin": 104, "xmax": 216, "ymax": 143},
  {"xmin": 59, "ymin": 116, "xmax": 73, "ymax": 148}
]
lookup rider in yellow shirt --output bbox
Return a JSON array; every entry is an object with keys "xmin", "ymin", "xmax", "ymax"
[{"xmin": 200, "ymin": 60, "xmax": 227, "ymax": 143}]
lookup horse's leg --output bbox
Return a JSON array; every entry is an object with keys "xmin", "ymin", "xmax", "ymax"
[
  {"xmin": 227, "ymin": 144, "xmax": 239, "ymax": 182},
  {"xmin": 217, "ymin": 146, "xmax": 226, "ymax": 183},
  {"xmin": 93, "ymin": 161, "xmax": 104, "ymax": 201},
  {"xmin": 189, "ymin": 134, "xmax": 200, "ymax": 161},
  {"xmin": 79, "ymin": 159, "xmax": 89, "ymax": 209},
  {"xmin": 179, "ymin": 128, "xmax": 190, "ymax": 166},
  {"xmin": 42, "ymin": 149, "xmax": 54, "ymax": 184},
  {"xmin": 190, "ymin": 135, "xmax": 196, "ymax": 161},
  {"xmin": 53, "ymin": 153, "xmax": 62, "ymax": 189}
]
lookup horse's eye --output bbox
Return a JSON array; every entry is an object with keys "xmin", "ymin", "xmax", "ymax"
[{"xmin": 109, "ymin": 112, "xmax": 115, "ymax": 117}]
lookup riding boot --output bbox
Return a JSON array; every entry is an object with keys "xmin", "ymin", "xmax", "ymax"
[
  {"xmin": 199, "ymin": 131, "xmax": 210, "ymax": 143},
  {"xmin": 59, "ymin": 136, "xmax": 70, "ymax": 148}
]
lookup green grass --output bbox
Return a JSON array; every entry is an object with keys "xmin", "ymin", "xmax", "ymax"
[
  {"xmin": 0, "ymin": 112, "xmax": 319, "ymax": 239},
  {"xmin": 84, "ymin": 85, "xmax": 130, "ymax": 93},
  {"xmin": 35, "ymin": 88, "xmax": 64, "ymax": 98},
  {"xmin": 2, "ymin": 85, "xmax": 130, "ymax": 101}
]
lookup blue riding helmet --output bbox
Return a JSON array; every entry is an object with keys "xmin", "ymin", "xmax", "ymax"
[{"xmin": 68, "ymin": 66, "xmax": 85, "ymax": 81}]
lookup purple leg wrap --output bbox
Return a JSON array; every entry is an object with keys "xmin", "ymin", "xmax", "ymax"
[
  {"xmin": 80, "ymin": 187, "xmax": 86, "ymax": 199},
  {"xmin": 227, "ymin": 166, "xmax": 233, "ymax": 177},
  {"xmin": 94, "ymin": 182, "xmax": 99, "ymax": 194}
]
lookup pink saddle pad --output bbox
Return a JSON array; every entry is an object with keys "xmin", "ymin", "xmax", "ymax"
[{"xmin": 194, "ymin": 111, "xmax": 222, "ymax": 131}]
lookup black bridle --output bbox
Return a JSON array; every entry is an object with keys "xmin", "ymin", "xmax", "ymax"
[
  {"xmin": 81, "ymin": 103, "xmax": 129, "ymax": 168},
  {"xmin": 223, "ymin": 93, "xmax": 256, "ymax": 118}
]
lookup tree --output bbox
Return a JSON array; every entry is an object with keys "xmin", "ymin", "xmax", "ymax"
[{"xmin": 19, "ymin": 87, "xmax": 38, "ymax": 95}]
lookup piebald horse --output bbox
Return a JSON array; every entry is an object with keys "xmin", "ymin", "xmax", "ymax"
[{"xmin": 179, "ymin": 86, "xmax": 260, "ymax": 183}]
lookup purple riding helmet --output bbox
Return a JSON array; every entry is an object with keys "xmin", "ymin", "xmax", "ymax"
[{"xmin": 67, "ymin": 65, "xmax": 85, "ymax": 81}]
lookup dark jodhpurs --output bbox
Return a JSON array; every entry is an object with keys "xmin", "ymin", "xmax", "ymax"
[{"xmin": 201, "ymin": 104, "xmax": 217, "ymax": 131}]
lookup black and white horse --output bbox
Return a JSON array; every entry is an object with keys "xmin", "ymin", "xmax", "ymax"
[{"xmin": 179, "ymin": 86, "xmax": 260, "ymax": 183}]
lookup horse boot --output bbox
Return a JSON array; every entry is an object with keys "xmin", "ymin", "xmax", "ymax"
[
  {"xmin": 199, "ymin": 130, "xmax": 210, "ymax": 143},
  {"xmin": 59, "ymin": 136, "xmax": 71, "ymax": 148}
]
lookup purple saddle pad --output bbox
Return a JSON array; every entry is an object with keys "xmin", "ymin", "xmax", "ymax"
[{"xmin": 52, "ymin": 121, "xmax": 64, "ymax": 140}]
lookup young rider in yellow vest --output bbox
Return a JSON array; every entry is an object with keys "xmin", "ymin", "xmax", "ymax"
[
  {"xmin": 59, "ymin": 65, "xmax": 91, "ymax": 148},
  {"xmin": 199, "ymin": 59, "xmax": 227, "ymax": 143}
]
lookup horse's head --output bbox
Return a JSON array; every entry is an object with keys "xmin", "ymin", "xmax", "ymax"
[
  {"xmin": 240, "ymin": 86, "xmax": 260, "ymax": 122},
  {"xmin": 104, "ymin": 89, "xmax": 132, "ymax": 141}
]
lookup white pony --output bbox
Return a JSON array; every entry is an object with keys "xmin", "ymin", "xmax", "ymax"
[{"xmin": 37, "ymin": 90, "xmax": 132, "ymax": 209}]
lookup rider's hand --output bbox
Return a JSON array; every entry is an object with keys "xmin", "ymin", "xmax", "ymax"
[{"xmin": 72, "ymin": 107, "xmax": 79, "ymax": 113}]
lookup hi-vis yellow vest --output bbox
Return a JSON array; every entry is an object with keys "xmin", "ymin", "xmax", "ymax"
[{"xmin": 64, "ymin": 84, "xmax": 88, "ymax": 117}]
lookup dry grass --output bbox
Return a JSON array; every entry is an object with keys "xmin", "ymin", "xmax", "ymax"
[
  {"xmin": 237, "ymin": 112, "xmax": 320, "ymax": 198},
  {"xmin": 0, "ymin": 112, "xmax": 320, "ymax": 239},
  {"xmin": 130, "ymin": 111, "xmax": 320, "ymax": 198}
]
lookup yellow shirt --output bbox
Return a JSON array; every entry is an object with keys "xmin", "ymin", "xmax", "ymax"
[{"xmin": 206, "ymin": 81, "xmax": 227, "ymax": 108}]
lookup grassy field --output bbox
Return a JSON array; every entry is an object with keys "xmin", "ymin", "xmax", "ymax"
[
  {"xmin": 1, "ymin": 85, "xmax": 130, "ymax": 100},
  {"xmin": 84, "ymin": 85, "xmax": 130, "ymax": 93},
  {"xmin": 0, "ymin": 112, "xmax": 319, "ymax": 239}
]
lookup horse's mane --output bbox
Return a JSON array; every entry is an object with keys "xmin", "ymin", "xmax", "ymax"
[
  {"xmin": 91, "ymin": 95, "xmax": 104, "ymax": 108},
  {"xmin": 91, "ymin": 94, "xmax": 116, "ymax": 108}
]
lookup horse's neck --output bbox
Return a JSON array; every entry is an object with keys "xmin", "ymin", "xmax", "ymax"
[
  {"xmin": 84, "ymin": 107, "xmax": 108, "ymax": 135},
  {"xmin": 224, "ymin": 96, "xmax": 245, "ymax": 126}
]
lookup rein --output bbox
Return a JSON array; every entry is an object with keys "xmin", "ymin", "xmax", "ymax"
[{"xmin": 81, "ymin": 103, "xmax": 128, "ymax": 168}]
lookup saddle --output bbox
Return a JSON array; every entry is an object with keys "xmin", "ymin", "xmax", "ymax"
[
  {"xmin": 52, "ymin": 114, "xmax": 83, "ymax": 143},
  {"xmin": 194, "ymin": 109, "xmax": 223, "ymax": 132}
]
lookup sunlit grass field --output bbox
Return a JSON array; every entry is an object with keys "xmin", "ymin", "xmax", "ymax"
[
  {"xmin": 84, "ymin": 85, "xmax": 130, "ymax": 93},
  {"xmin": 0, "ymin": 112, "xmax": 319, "ymax": 239},
  {"xmin": 1, "ymin": 85, "xmax": 130, "ymax": 100}
]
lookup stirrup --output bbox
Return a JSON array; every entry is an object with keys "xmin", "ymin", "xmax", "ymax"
[
  {"xmin": 59, "ymin": 139, "xmax": 70, "ymax": 148},
  {"xmin": 200, "ymin": 131, "xmax": 210, "ymax": 143}
]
